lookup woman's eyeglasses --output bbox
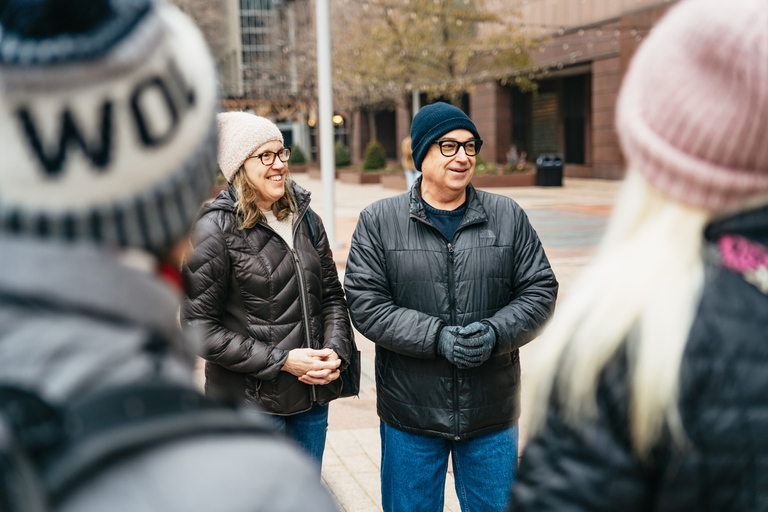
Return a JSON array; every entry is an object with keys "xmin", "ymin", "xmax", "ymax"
[
  {"xmin": 247, "ymin": 148, "xmax": 292, "ymax": 166},
  {"xmin": 432, "ymin": 139, "xmax": 483, "ymax": 157}
]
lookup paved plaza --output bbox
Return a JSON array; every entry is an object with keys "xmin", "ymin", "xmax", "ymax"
[{"xmin": 289, "ymin": 173, "xmax": 622, "ymax": 511}]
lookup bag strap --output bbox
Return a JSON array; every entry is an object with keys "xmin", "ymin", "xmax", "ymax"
[
  {"xmin": 44, "ymin": 382, "xmax": 276, "ymax": 504},
  {"xmin": 0, "ymin": 382, "xmax": 277, "ymax": 508},
  {"xmin": 302, "ymin": 207, "xmax": 317, "ymax": 248}
]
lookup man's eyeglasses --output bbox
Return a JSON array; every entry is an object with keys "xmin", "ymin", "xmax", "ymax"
[
  {"xmin": 247, "ymin": 148, "xmax": 291, "ymax": 166},
  {"xmin": 432, "ymin": 139, "xmax": 483, "ymax": 158}
]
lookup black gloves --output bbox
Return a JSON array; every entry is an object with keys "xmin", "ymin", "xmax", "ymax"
[{"xmin": 437, "ymin": 321, "xmax": 496, "ymax": 369}]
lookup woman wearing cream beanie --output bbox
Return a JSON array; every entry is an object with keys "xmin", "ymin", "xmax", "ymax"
[{"xmin": 182, "ymin": 112, "xmax": 355, "ymax": 470}]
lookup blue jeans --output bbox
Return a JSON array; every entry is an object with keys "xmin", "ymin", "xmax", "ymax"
[
  {"xmin": 269, "ymin": 403, "xmax": 328, "ymax": 471},
  {"xmin": 380, "ymin": 421, "xmax": 519, "ymax": 512}
]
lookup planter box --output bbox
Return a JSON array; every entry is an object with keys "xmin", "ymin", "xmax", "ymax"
[
  {"xmin": 289, "ymin": 164, "xmax": 308, "ymax": 173},
  {"xmin": 307, "ymin": 168, "xmax": 339, "ymax": 180},
  {"xmin": 381, "ymin": 171, "xmax": 536, "ymax": 191},
  {"xmin": 338, "ymin": 170, "xmax": 382, "ymax": 185},
  {"xmin": 471, "ymin": 172, "xmax": 536, "ymax": 188},
  {"xmin": 381, "ymin": 173, "xmax": 408, "ymax": 191}
]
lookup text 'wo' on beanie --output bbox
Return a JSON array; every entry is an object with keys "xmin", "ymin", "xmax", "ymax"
[
  {"xmin": 0, "ymin": 0, "xmax": 220, "ymax": 256},
  {"xmin": 616, "ymin": 0, "xmax": 768, "ymax": 213},
  {"xmin": 217, "ymin": 112, "xmax": 285, "ymax": 183},
  {"xmin": 410, "ymin": 102, "xmax": 480, "ymax": 172}
]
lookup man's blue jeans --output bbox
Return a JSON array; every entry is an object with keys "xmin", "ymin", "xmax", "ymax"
[
  {"xmin": 269, "ymin": 402, "xmax": 328, "ymax": 472},
  {"xmin": 380, "ymin": 421, "xmax": 519, "ymax": 512}
]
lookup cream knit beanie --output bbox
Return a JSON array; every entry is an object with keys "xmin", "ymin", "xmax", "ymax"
[
  {"xmin": 217, "ymin": 112, "xmax": 284, "ymax": 182},
  {"xmin": 617, "ymin": 0, "xmax": 768, "ymax": 212}
]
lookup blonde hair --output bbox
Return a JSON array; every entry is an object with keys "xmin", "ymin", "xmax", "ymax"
[
  {"xmin": 232, "ymin": 169, "xmax": 297, "ymax": 230},
  {"xmin": 528, "ymin": 169, "xmax": 714, "ymax": 457}
]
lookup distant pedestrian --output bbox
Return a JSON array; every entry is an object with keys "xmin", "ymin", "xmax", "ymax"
[
  {"xmin": 512, "ymin": 1, "xmax": 768, "ymax": 511},
  {"xmin": 401, "ymin": 135, "xmax": 420, "ymax": 188},
  {"xmin": 0, "ymin": 0, "xmax": 339, "ymax": 510},
  {"xmin": 345, "ymin": 102, "xmax": 558, "ymax": 512},
  {"xmin": 182, "ymin": 112, "xmax": 355, "ymax": 470}
]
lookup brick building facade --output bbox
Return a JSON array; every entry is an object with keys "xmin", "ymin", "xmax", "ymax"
[{"xmin": 351, "ymin": 0, "xmax": 677, "ymax": 180}]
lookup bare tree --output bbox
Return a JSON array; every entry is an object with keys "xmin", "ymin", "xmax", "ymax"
[{"xmin": 331, "ymin": 0, "xmax": 537, "ymax": 110}]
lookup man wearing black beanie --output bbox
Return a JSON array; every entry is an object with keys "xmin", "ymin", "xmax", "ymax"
[{"xmin": 344, "ymin": 102, "xmax": 558, "ymax": 511}]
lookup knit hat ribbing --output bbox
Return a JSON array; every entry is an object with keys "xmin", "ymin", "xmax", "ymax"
[
  {"xmin": 410, "ymin": 102, "xmax": 480, "ymax": 172},
  {"xmin": 617, "ymin": 0, "xmax": 768, "ymax": 212},
  {"xmin": 0, "ymin": 0, "xmax": 219, "ymax": 256},
  {"xmin": 217, "ymin": 112, "xmax": 284, "ymax": 183}
]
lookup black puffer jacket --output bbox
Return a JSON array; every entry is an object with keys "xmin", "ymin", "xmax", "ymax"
[
  {"xmin": 182, "ymin": 183, "xmax": 352, "ymax": 415},
  {"xmin": 344, "ymin": 182, "xmax": 558, "ymax": 439},
  {"xmin": 512, "ymin": 205, "xmax": 768, "ymax": 512}
]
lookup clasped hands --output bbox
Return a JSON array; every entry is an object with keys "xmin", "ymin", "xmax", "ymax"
[
  {"xmin": 438, "ymin": 322, "xmax": 496, "ymax": 369},
  {"xmin": 282, "ymin": 348, "xmax": 341, "ymax": 385}
]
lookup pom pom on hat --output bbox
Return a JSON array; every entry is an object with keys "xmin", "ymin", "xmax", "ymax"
[
  {"xmin": 616, "ymin": 0, "xmax": 768, "ymax": 212},
  {"xmin": 217, "ymin": 112, "xmax": 285, "ymax": 183},
  {"xmin": 410, "ymin": 102, "xmax": 480, "ymax": 172},
  {"xmin": 0, "ymin": 0, "xmax": 220, "ymax": 256}
]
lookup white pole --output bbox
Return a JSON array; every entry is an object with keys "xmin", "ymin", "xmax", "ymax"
[
  {"xmin": 315, "ymin": 0, "xmax": 339, "ymax": 247},
  {"xmin": 412, "ymin": 89, "xmax": 420, "ymax": 119}
]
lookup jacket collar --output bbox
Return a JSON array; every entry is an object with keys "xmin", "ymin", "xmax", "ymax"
[
  {"xmin": 208, "ymin": 180, "xmax": 311, "ymax": 218},
  {"xmin": 705, "ymin": 204, "xmax": 768, "ymax": 247},
  {"xmin": 409, "ymin": 177, "xmax": 488, "ymax": 229}
]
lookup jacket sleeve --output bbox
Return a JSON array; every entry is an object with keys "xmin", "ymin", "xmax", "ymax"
[
  {"xmin": 312, "ymin": 212, "xmax": 353, "ymax": 367},
  {"xmin": 512, "ymin": 357, "xmax": 653, "ymax": 512},
  {"xmin": 344, "ymin": 208, "xmax": 444, "ymax": 359},
  {"xmin": 484, "ymin": 208, "xmax": 558, "ymax": 354},
  {"xmin": 181, "ymin": 215, "xmax": 289, "ymax": 380}
]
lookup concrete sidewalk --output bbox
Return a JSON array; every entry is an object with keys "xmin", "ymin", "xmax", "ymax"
[{"xmin": 290, "ymin": 173, "xmax": 621, "ymax": 511}]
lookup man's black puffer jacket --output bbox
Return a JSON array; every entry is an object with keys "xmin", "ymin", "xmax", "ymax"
[
  {"xmin": 512, "ymin": 205, "xmax": 768, "ymax": 512},
  {"xmin": 181, "ymin": 183, "xmax": 352, "ymax": 415},
  {"xmin": 344, "ymin": 182, "xmax": 558, "ymax": 439}
]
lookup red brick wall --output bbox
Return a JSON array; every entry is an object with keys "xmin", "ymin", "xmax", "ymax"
[
  {"xmin": 470, "ymin": 82, "xmax": 512, "ymax": 166},
  {"xmin": 591, "ymin": 56, "xmax": 624, "ymax": 179}
]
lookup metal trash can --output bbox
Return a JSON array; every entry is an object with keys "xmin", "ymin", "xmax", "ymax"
[{"xmin": 535, "ymin": 154, "xmax": 564, "ymax": 187}]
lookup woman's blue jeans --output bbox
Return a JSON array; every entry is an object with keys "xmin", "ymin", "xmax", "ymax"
[
  {"xmin": 269, "ymin": 402, "xmax": 329, "ymax": 472},
  {"xmin": 380, "ymin": 421, "xmax": 519, "ymax": 512}
]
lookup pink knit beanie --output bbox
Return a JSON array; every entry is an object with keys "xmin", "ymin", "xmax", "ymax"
[
  {"xmin": 217, "ymin": 112, "xmax": 284, "ymax": 182},
  {"xmin": 617, "ymin": 0, "xmax": 768, "ymax": 212}
]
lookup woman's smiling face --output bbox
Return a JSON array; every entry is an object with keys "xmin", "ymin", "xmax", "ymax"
[{"xmin": 243, "ymin": 140, "xmax": 288, "ymax": 211}]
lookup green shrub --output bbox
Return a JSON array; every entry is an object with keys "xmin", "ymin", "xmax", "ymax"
[
  {"xmin": 290, "ymin": 144, "xmax": 307, "ymax": 165},
  {"xmin": 474, "ymin": 154, "xmax": 498, "ymax": 175},
  {"xmin": 334, "ymin": 142, "xmax": 351, "ymax": 168},
  {"xmin": 362, "ymin": 140, "xmax": 387, "ymax": 171}
]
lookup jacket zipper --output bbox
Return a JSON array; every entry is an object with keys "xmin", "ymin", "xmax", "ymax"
[
  {"xmin": 259, "ymin": 208, "xmax": 317, "ymax": 403},
  {"xmin": 412, "ymin": 203, "xmax": 486, "ymax": 440},
  {"xmin": 447, "ymin": 242, "xmax": 461, "ymax": 441},
  {"xmin": 291, "ymin": 247, "xmax": 317, "ymax": 402},
  {"xmin": 290, "ymin": 208, "xmax": 318, "ymax": 403}
]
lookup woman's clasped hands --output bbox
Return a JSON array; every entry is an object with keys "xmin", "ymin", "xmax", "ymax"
[{"xmin": 282, "ymin": 348, "xmax": 342, "ymax": 385}]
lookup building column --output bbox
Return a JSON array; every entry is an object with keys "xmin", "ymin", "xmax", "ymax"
[
  {"xmin": 396, "ymin": 104, "xmax": 411, "ymax": 165},
  {"xmin": 470, "ymin": 82, "xmax": 512, "ymax": 166}
]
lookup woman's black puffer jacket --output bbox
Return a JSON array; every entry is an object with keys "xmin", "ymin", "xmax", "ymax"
[
  {"xmin": 512, "ymin": 206, "xmax": 768, "ymax": 512},
  {"xmin": 181, "ymin": 183, "xmax": 353, "ymax": 415}
]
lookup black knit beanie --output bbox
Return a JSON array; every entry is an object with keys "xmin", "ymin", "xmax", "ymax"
[{"xmin": 410, "ymin": 102, "xmax": 480, "ymax": 172}]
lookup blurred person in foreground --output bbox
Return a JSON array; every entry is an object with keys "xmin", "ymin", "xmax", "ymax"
[
  {"xmin": 345, "ymin": 102, "xmax": 558, "ymax": 512},
  {"xmin": 182, "ymin": 112, "xmax": 354, "ymax": 470},
  {"xmin": 512, "ymin": 1, "xmax": 768, "ymax": 510},
  {"xmin": 0, "ymin": 0, "xmax": 338, "ymax": 510}
]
